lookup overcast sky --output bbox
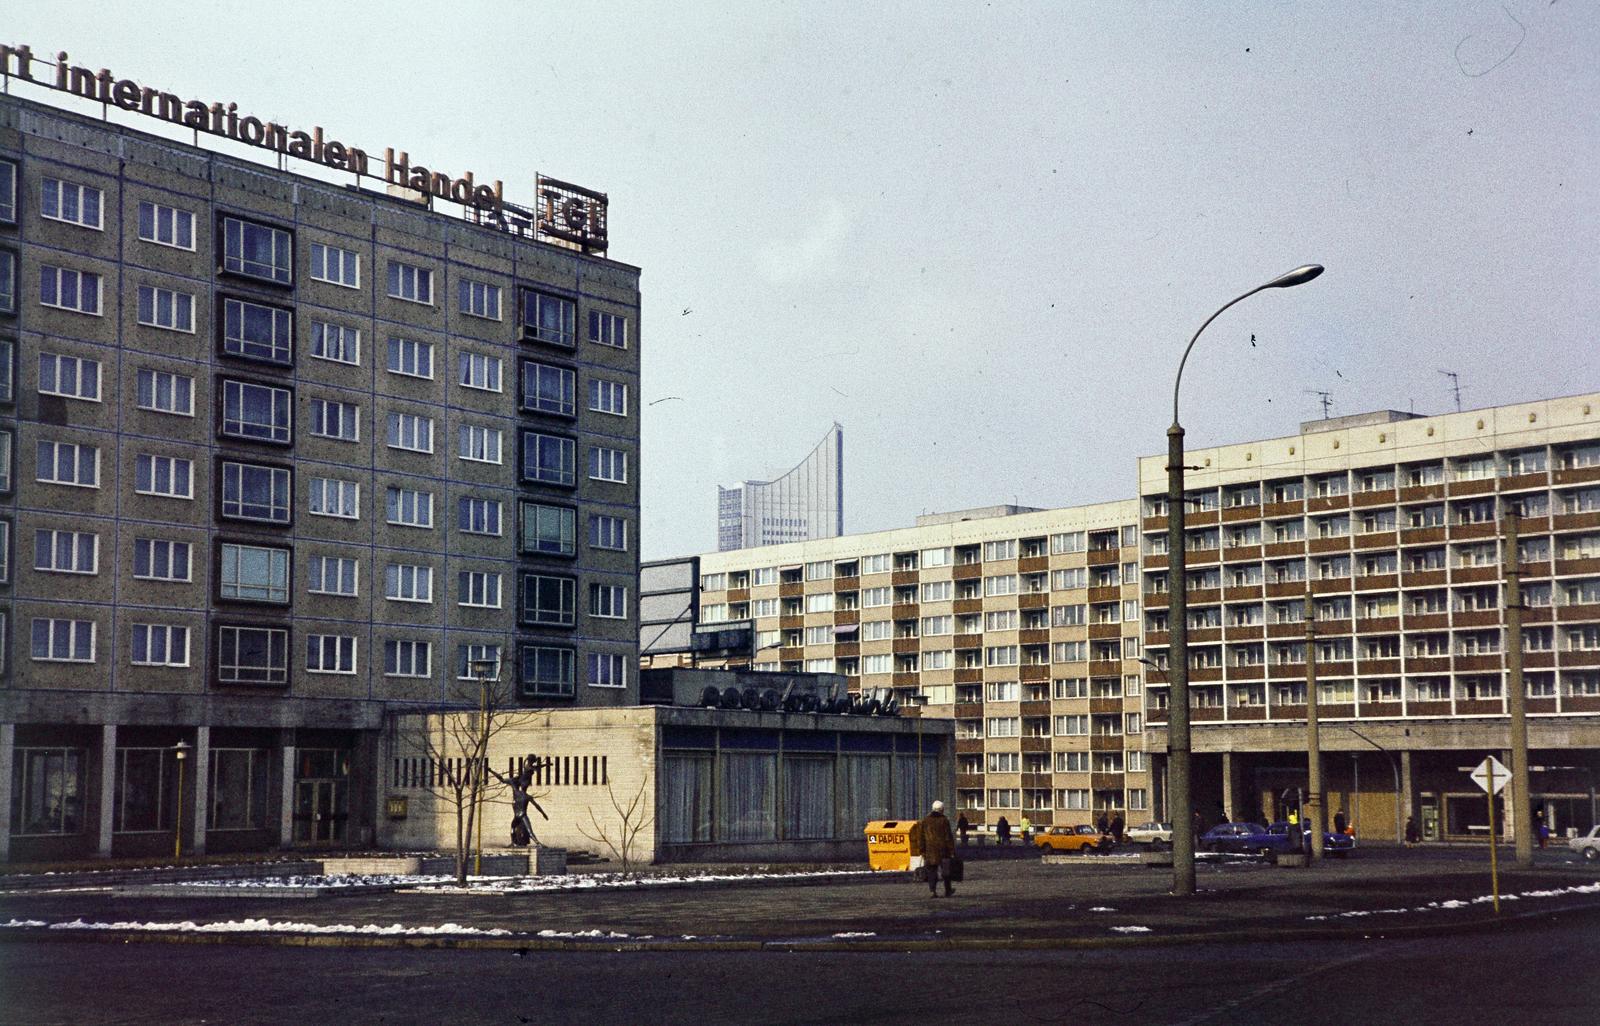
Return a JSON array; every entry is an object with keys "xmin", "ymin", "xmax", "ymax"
[{"xmin": 11, "ymin": 2, "xmax": 1598, "ymax": 558}]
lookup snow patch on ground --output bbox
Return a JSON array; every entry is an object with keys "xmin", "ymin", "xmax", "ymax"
[
  {"xmin": 1110, "ymin": 926, "xmax": 1152, "ymax": 933},
  {"xmin": 0, "ymin": 917, "xmax": 510, "ymax": 936},
  {"xmin": 1304, "ymin": 881, "xmax": 1600, "ymax": 921},
  {"xmin": 1088, "ymin": 906, "xmax": 1117, "ymax": 912},
  {"xmin": 175, "ymin": 867, "xmax": 875, "ymax": 893},
  {"xmin": 831, "ymin": 931, "xmax": 877, "ymax": 938},
  {"xmin": 536, "ymin": 928, "xmax": 634, "ymax": 939}
]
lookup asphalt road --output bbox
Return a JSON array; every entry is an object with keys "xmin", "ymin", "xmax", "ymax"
[{"xmin": 2, "ymin": 909, "xmax": 1595, "ymax": 1025}]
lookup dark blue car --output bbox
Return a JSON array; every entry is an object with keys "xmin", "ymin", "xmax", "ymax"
[
  {"xmin": 1269, "ymin": 822, "xmax": 1355, "ymax": 857},
  {"xmin": 1200, "ymin": 822, "xmax": 1299, "ymax": 857}
]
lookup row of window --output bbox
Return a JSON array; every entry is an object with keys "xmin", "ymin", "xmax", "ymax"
[
  {"xmin": 962, "ymin": 789, "xmax": 1152, "ymax": 813},
  {"xmin": 11, "ymin": 164, "xmax": 631, "ymax": 351},
  {"xmin": 13, "ymin": 615, "xmax": 624, "ymax": 697}
]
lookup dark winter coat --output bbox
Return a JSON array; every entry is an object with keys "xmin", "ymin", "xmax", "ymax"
[{"xmin": 919, "ymin": 811, "xmax": 957, "ymax": 863}]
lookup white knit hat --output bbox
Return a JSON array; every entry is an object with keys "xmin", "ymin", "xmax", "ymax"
[{"xmin": 931, "ymin": 800, "xmax": 944, "ymax": 812}]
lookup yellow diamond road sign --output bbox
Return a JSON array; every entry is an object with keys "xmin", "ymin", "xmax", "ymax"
[{"xmin": 1470, "ymin": 755, "xmax": 1510, "ymax": 795}]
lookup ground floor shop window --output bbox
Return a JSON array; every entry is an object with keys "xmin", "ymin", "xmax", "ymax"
[
  {"xmin": 720, "ymin": 751, "xmax": 777, "ymax": 842},
  {"xmin": 209, "ymin": 748, "xmax": 270, "ymax": 830},
  {"xmin": 115, "ymin": 747, "xmax": 171, "ymax": 832},
  {"xmin": 661, "ymin": 753, "xmax": 713, "ymax": 843},
  {"xmin": 11, "ymin": 747, "xmax": 84, "ymax": 835},
  {"xmin": 836, "ymin": 754, "xmax": 891, "ymax": 836},
  {"xmin": 783, "ymin": 756, "xmax": 833, "ymax": 839}
]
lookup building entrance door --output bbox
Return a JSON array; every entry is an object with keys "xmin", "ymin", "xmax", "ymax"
[{"xmin": 292, "ymin": 749, "xmax": 350, "ymax": 845}]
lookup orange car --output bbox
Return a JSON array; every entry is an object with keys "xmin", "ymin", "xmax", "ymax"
[{"xmin": 1034, "ymin": 824, "xmax": 1114, "ymax": 854}]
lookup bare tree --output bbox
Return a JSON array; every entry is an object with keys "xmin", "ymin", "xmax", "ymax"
[
  {"xmin": 392, "ymin": 661, "xmax": 542, "ymax": 885},
  {"xmin": 576, "ymin": 777, "xmax": 655, "ymax": 876}
]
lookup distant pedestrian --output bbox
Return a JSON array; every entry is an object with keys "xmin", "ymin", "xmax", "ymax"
[
  {"xmin": 1405, "ymin": 816, "xmax": 1421, "ymax": 847},
  {"xmin": 1110, "ymin": 813, "xmax": 1126, "ymax": 843},
  {"xmin": 997, "ymin": 816, "xmax": 1012, "ymax": 846},
  {"xmin": 1019, "ymin": 814, "xmax": 1033, "ymax": 843},
  {"xmin": 1192, "ymin": 809, "xmax": 1206, "ymax": 838},
  {"xmin": 957, "ymin": 813, "xmax": 970, "ymax": 846},
  {"xmin": 1536, "ymin": 808, "xmax": 1550, "ymax": 850},
  {"xmin": 917, "ymin": 801, "xmax": 958, "ymax": 897},
  {"xmin": 1097, "ymin": 811, "xmax": 1110, "ymax": 834},
  {"xmin": 1333, "ymin": 810, "xmax": 1348, "ymax": 835}
]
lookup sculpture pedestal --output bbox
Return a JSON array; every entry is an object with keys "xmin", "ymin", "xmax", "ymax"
[{"xmin": 531, "ymin": 846, "xmax": 568, "ymax": 876}]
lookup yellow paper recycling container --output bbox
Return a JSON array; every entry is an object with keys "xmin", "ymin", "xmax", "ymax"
[{"xmin": 864, "ymin": 820, "xmax": 919, "ymax": 871}]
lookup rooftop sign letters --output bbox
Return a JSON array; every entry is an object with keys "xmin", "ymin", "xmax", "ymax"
[{"xmin": 0, "ymin": 42, "xmax": 608, "ymax": 255}]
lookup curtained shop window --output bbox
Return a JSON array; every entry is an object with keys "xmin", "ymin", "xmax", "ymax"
[
  {"xmin": 920, "ymin": 756, "xmax": 944, "ymax": 813},
  {"xmin": 661, "ymin": 753, "xmax": 713, "ymax": 843},
  {"xmin": 719, "ymin": 751, "xmax": 777, "ymax": 842},
  {"xmin": 893, "ymin": 755, "xmax": 919, "ymax": 819},
  {"xmin": 783, "ymin": 756, "xmax": 834, "ymax": 839},
  {"xmin": 836, "ymin": 754, "xmax": 891, "ymax": 836},
  {"xmin": 115, "ymin": 748, "xmax": 170, "ymax": 832},
  {"xmin": 12, "ymin": 748, "xmax": 84, "ymax": 835}
]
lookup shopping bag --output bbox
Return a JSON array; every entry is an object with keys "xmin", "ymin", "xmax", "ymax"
[
  {"xmin": 946, "ymin": 857, "xmax": 965, "ymax": 882},
  {"xmin": 908, "ymin": 854, "xmax": 926, "ymax": 880}
]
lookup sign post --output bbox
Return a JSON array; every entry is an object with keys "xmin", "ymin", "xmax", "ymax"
[{"xmin": 1470, "ymin": 755, "xmax": 1510, "ymax": 914}]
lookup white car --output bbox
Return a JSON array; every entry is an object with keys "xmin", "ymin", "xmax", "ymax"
[
  {"xmin": 1125, "ymin": 821, "xmax": 1174, "ymax": 849},
  {"xmin": 1569, "ymin": 825, "xmax": 1600, "ymax": 861}
]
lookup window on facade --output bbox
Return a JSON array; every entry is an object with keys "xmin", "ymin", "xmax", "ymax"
[
  {"xmin": 589, "ymin": 378, "xmax": 628, "ymax": 416},
  {"xmin": 589, "ymin": 447, "xmax": 627, "ymax": 483},
  {"xmin": 220, "ymin": 380, "xmax": 292, "ymax": 443},
  {"xmin": 458, "ymin": 570, "xmax": 503, "ymax": 609},
  {"xmin": 385, "ymin": 412, "xmax": 434, "ymax": 453},
  {"xmin": 522, "ymin": 431, "xmax": 575, "ymax": 486},
  {"xmin": 522, "ymin": 573, "xmax": 576, "ymax": 626},
  {"xmin": 521, "ymin": 502, "xmax": 576, "ymax": 555},
  {"xmin": 309, "ymin": 398, "xmax": 360, "ymax": 441},
  {"xmin": 40, "ymin": 265, "xmax": 102, "ymax": 314},
  {"xmin": 217, "ymin": 625, "xmax": 288, "ymax": 685},
  {"xmin": 590, "ymin": 583, "xmax": 627, "ymax": 619},
  {"xmin": 459, "ymin": 279, "xmax": 502, "ymax": 319},
  {"xmin": 307, "ymin": 477, "xmax": 359, "ymax": 519},
  {"xmin": 222, "ymin": 298, "xmax": 292, "ymax": 364},
  {"xmin": 458, "ymin": 351, "xmax": 502, "ymax": 392},
  {"xmin": 384, "ymin": 563, "xmax": 434, "ymax": 603},
  {"xmin": 386, "ymin": 336, "xmax": 434, "ymax": 379},
  {"xmin": 135, "ymin": 453, "xmax": 194, "ymax": 499},
  {"xmin": 137, "ymin": 368, "xmax": 194, "ymax": 416},
  {"xmin": 521, "ymin": 644, "xmax": 575, "ymax": 697},
  {"xmin": 309, "ymin": 242, "xmax": 359, "ymax": 288},
  {"xmin": 31, "ymin": 618, "xmax": 96, "ymax": 662},
  {"xmin": 588, "ymin": 310, "xmax": 626, "ymax": 348},
  {"xmin": 222, "ymin": 216, "xmax": 292, "ymax": 284},
  {"xmin": 456, "ymin": 644, "xmax": 503, "ymax": 681},
  {"xmin": 387, "ymin": 261, "xmax": 433, "ymax": 304},
  {"xmin": 134, "ymin": 538, "xmax": 191, "ymax": 582},
  {"xmin": 457, "ymin": 423, "xmax": 503, "ymax": 465},
  {"xmin": 33, "ymin": 529, "xmax": 98, "ymax": 575},
  {"xmin": 137, "ymin": 285, "xmax": 195, "ymax": 333},
  {"xmin": 0, "ymin": 249, "xmax": 13, "ymax": 315},
  {"xmin": 219, "ymin": 543, "xmax": 290, "ymax": 603},
  {"xmin": 457, "ymin": 496, "xmax": 502, "ymax": 536},
  {"xmin": 311, "ymin": 321, "xmax": 361, "ymax": 365},
  {"xmin": 12, "ymin": 748, "xmax": 84, "ymax": 834},
  {"xmin": 520, "ymin": 360, "xmax": 575, "ymax": 416},
  {"xmin": 38, "ymin": 352, "xmax": 101, "ymax": 401},
  {"xmin": 384, "ymin": 639, "xmax": 432, "ymax": 677},
  {"xmin": 221, "ymin": 462, "xmax": 291, "ymax": 524},
  {"xmin": 588, "ymin": 652, "xmax": 626, "ymax": 688},
  {"xmin": 307, "ymin": 554, "xmax": 359, "ymax": 596},
  {"xmin": 385, "ymin": 487, "xmax": 434, "ymax": 529},
  {"xmin": 589, "ymin": 514, "xmax": 627, "ymax": 551},
  {"xmin": 0, "ymin": 160, "xmax": 17, "ymax": 224},
  {"xmin": 131, "ymin": 624, "xmax": 189, "ymax": 667},
  {"xmin": 41, "ymin": 177, "xmax": 103, "ymax": 229},
  {"xmin": 521, "ymin": 289, "xmax": 575, "ymax": 346},
  {"xmin": 137, "ymin": 201, "xmax": 195, "ymax": 249},
  {"xmin": 306, "ymin": 634, "xmax": 357, "ymax": 674},
  {"xmin": 37, "ymin": 439, "xmax": 99, "ymax": 487}
]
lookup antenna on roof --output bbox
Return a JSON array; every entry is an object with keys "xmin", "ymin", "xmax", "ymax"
[
  {"xmin": 1304, "ymin": 389, "xmax": 1334, "ymax": 419},
  {"xmin": 1439, "ymin": 370, "xmax": 1462, "ymax": 412}
]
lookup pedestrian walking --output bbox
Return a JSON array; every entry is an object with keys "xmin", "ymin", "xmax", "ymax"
[
  {"xmin": 1536, "ymin": 807, "xmax": 1550, "ymax": 850},
  {"xmin": 918, "ymin": 800, "xmax": 958, "ymax": 897},
  {"xmin": 957, "ymin": 813, "xmax": 970, "ymax": 846},
  {"xmin": 1110, "ymin": 813, "xmax": 1125, "ymax": 843},
  {"xmin": 1019, "ymin": 814, "xmax": 1032, "ymax": 843},
  {"xmin": 996, "ymin": 816, "xmax": 1011, "ymax": 846},
  {"xmin": 1333, "ymin": 810, "xmax": 1348, "ymax": 836},
  {"xmin": 1192, "ymin": 809, "xmax": 1206, "ymax": 839},
  {"xmin": 1405, "ymin": 816, "xmax": 1421, "ymax": 847},
  {"xmin": 1097, "ymin": 811, "xmax": 1109, "ymax": 834}
]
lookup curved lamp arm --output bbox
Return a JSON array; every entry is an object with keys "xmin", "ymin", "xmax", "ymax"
[{"xmin": 1171, "ymin": 265, "xmax": 1324, "ymax": 427}]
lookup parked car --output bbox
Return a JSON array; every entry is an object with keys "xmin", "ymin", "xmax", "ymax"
[
  {"xmin": 1035, "ymin": 824, "xmax": 1114, "ymax": 854},
  {"xmin": 1268, "ymin": 821, "xmax": 1354, "ymax": 858},
  {"xmin": 1200, "ymin": 822, "xmax": 1298, "ymax": 857},
  {"xmin": 1125, "ymin": 821, "xmax": 1174, "ymax": 849},
  {"xmin": 1570, "ymin": 825, "xmax": 1600, "ymax": 861}
]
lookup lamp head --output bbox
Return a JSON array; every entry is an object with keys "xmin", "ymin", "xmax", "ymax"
[
  {"xmin": 174, "ymin": 740, "xmax": 189, "ymax": 760},
  {"xmin": 1266, "ymin": 264, "xmax": 1324, "ymax": 289}
]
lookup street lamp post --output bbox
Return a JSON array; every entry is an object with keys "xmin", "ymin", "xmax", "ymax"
[
  {"xmin": 172, "ymin": 740, "xmax": 190, "ymax": 861},
  {"xmin": 1166, "ymin": 264, "xmax": 1324, "ymax": 896}
]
